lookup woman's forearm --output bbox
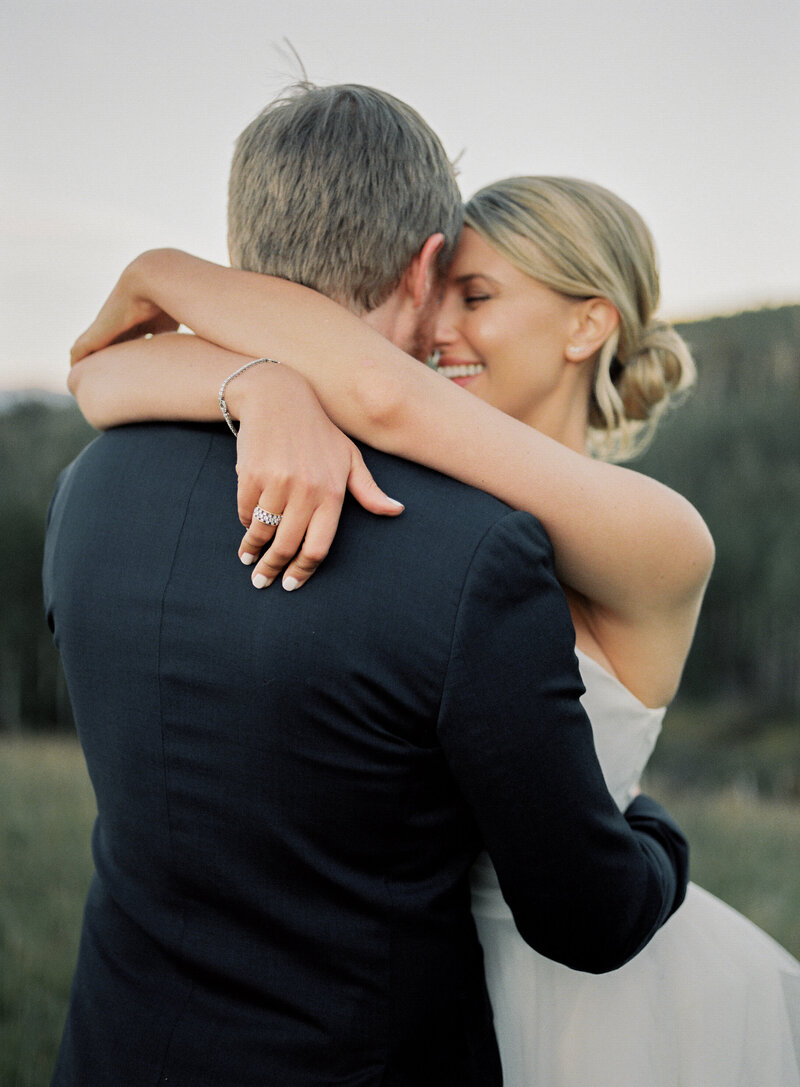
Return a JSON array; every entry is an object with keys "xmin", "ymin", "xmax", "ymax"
[{"xmin": 68, "ymin": 333, "xmax": 251, "ymax": 429}]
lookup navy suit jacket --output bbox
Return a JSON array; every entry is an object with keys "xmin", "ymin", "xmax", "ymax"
[{"xmin": 44, "ymin": 423, "xmax": 687, "ymax": 1086}]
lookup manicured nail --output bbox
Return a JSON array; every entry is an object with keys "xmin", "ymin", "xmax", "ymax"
[
  {"xmin": 252, "ymin": 573, "xmax": 272, "ymax": 589},
  {"xmin": 283, "ymin": 576, "xmax": 300, "ymax": 592},
  {"xmin": 240, "ymin": 552, "xmax": 256, "ymax": 565},
  {"xmin": 386, "ymin": 498, "xmax": 405, "ymax": 510}
]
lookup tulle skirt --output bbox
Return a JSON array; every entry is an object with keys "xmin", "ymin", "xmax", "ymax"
[{"xmin": 471, "ymin": 877, "xmax": 800, "ymax": 1087}]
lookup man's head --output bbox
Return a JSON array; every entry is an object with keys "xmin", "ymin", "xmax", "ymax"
[{"xmin": 227, "ymin": 83, "xmax": 463, "ymax": 355}]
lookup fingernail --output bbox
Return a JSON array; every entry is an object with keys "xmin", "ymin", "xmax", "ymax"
[
  {"xmin": 240, "ymin": 552, "xmax": 256, "ymax": 565},
  {"xmin": 282, "ymin": 576, "xmax": 300, "ymax": 592},
  {"xmin": 252, "ymin": 573, "xmax": 272, "ymax": 589},
  {"xmin": 386, "ymin": 498, "xmax": 405, "ymax": 510}
]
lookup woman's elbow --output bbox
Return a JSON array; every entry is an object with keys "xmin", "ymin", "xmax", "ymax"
[
  {"xmin": 682, "ymin": 511, "xmax": 716, "ymax": 601},
  {"xmin": 663, "ymin": 498, "xmax": 715, "ymax": 606},
  {"xmin": 698, "ymin": 519, "xmax": 716, "ymax": 583},
  {"xmin": 66, "ymin": 363, "xmax": 81, "ymax": 399},
  {"xmin": 67, "ymin": 365, "xmax": 106, "ymax": 430}
]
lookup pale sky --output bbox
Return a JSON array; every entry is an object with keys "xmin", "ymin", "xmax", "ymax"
[{"xmin": 2, "ymin": 0, "xmax": 798, "ymax": 391}]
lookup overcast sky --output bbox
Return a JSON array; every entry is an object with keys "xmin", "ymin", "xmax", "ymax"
[{"xmin": 2, "ymin": 0, "xmax": 798, "ymax": 391}]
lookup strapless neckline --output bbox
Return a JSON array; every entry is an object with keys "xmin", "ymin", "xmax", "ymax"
[{"xmin": 574, "ymin": 647, "xmax": 666, "ymax": 716}]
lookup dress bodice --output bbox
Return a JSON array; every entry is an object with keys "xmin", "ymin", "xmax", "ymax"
[{"xmin": 573, "ymin": 648, "xmax": 665, "ymax": 810}]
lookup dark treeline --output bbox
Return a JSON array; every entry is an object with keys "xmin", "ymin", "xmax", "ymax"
[
  {"xmin": 0, "ymin": 395, "xmax": 94, "ymax": 731},
  {"xmin": 1, "ymin": 304, "xmax": 798, "ymax": 737},
  {"xmin": 638, "ymin": 306, "xmax": 800, "ymax": 713}
]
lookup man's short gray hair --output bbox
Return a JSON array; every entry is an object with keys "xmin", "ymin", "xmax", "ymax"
[{"xmin": 227, "ymin": 83, "xmax": 463, "ymax": 312}]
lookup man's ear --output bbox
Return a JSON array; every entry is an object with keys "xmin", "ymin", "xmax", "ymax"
[
  {"xmin": 566, "ymin": 298, "xmax": 619, "ymax": 362},
  {"xmin": 404, "ymin": 233, "xmax": 445, "ymax": 309}
]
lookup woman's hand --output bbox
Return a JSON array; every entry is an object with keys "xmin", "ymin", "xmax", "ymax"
[
  {"xmin": 70, "ymin": 254, "xmax": 179, "ymax": 364},
  {"xmin": 228, "ymin": 362, "xmax": 404, "ymax": 591}
]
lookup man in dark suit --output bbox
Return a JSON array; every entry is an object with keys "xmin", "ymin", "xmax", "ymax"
[{"xmin": 44, "ymin": 84, "xmax": 688, "ymax": 1086}]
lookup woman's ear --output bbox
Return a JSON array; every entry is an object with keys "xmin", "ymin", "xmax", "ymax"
[
  {"xmin": 405, "ymin": 233, "xmax": 445, "ymax": 309},
  {"xmin": 566, "ymin": 298, "xmax": 619, "ymax": 362}
]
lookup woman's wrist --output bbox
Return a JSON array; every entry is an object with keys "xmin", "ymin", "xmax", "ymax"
[
  {"xmin": 218, "ymin": 357, "xmax": 282, "ymax": 434},
  {"xmin": 223, "ymin": 357, "xmax": 311, "ymax": 424}
]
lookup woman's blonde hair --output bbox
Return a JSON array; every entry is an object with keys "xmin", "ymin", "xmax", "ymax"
[{"xmin": 464, "ymin": 177, "xmax": 695, "ymax": 460}]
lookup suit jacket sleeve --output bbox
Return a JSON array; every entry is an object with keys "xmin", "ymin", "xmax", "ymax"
[{"xmin": 437, "ymin": 510, "xmax": 688, "ymax": 974}]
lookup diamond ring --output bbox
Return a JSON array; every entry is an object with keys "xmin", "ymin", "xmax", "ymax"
[{"xmin": 253, "ymin": 506, "xmax": 283, "ymax": 527}]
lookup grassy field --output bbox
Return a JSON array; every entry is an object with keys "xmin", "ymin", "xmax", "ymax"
[
  {"xmin": 645, "ymin": 775, "xmax": 800, "ymax": 957},
  {"xmin": 2, "ymin": 735, "xmax": 799, "ymax": 1086},
  {"xmin": 1, "ymin": 736, "xmax": 96, "ymax": 1087}
]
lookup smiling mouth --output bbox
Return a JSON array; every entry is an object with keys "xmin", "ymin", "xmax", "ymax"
[{"xmin": 435, "ymin": 362, "xmax": 486, "ymax": 379}]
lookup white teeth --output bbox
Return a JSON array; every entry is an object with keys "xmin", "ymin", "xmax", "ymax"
[{"xmin": 436, "ymin": 363, "xmax": 486, "ymax": 378}]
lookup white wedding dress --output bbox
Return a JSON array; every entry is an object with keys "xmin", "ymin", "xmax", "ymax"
[{"xmin": 471, "ymin": 648, "xmax": 800, "ymax": 1086}]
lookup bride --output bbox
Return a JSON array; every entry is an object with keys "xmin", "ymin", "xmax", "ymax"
[{"xmin": 69, "ymin": 175, "xmax": 800, "ymax": 1085}]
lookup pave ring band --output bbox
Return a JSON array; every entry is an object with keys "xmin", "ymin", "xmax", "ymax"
[{"xmin": 253, "ymin": 506, "xmax": 283, "ymax": 527}]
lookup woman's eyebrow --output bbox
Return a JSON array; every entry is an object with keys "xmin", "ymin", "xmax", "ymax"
[{"xmin": 452, "ymin": 272, "xmax": 498, "ymax": 286}]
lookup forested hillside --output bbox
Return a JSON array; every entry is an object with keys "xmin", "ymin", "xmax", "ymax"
[
  {"xmin": 1, "ymin": 304, "xmax": 798, "ymax": 742},
  {"xmin": 0, "ymin": 395, "xmax": 94, "ymax": 730},
  {"xmin": 639, "ymin": 305, "xmax": 800, "ymax": 711}
]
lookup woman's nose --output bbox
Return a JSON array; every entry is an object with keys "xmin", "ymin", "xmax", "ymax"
[{"xmin": 434, "ymin": 298, "xmax": 458, "ymax": 349}]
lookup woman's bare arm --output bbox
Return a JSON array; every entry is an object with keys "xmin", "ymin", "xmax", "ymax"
[{"xmin": 71, "ymin": 250, "xmax": 715, "ymax": 705}]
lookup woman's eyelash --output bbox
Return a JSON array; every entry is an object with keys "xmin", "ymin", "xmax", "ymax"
[{"xmin": 464, "ymin": 294, "xmax": 490, "ymax": 305}]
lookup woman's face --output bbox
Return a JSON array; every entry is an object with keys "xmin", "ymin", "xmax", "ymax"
[{"xmin": 434, "ymin": 227, "xmax": 585, "ymax": 432}]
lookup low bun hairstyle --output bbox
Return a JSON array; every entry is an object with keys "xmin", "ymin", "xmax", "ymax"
[{"xmin": 464, "ymin": 177, "xmax": 696, "ymax": 461}]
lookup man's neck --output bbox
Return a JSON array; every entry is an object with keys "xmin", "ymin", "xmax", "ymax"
[
  {"xmin": 360, "ymin": 291, "xmax": 416, "ymax": 357},
  {"xmin": 361, "ymin": 307, "xmax": 392, "ymax": 338}
]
